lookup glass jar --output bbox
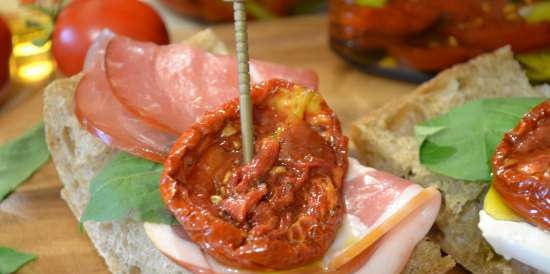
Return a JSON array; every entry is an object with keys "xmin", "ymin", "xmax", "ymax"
[
  {"xmin": 159, "ymin": 0, "xmax": 318, "ymax": 22},
  {"xmin": 330, "ymin": 0, "xmax": 550, "ymax": 82},
  {"xmin": 7, "ymin": 8, "xmax": 55, "ymax": 84}
]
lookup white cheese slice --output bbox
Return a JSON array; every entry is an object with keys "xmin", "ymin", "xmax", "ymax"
[{"xmin": 479, "ymin": 210, "xmax": 550, "ymax": 273}]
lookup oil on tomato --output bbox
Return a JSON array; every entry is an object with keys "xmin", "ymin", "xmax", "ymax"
[{"xmin": 52, "ymin": 0, "xmax": 169, "ymax": 76}]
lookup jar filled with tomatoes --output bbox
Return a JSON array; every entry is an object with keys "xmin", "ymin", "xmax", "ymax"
[
  {"xmin": 330, "ymin": 0, "xmax": 550, "ymax": 82},
  {"xmin": 159, "ymin": 0, "xmax": 325, "ymax": 22}
]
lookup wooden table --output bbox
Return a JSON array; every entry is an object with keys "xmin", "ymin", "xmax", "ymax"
[{"xmin": 0, "ymin": 15, "xmax": 466, "ymax": 274}]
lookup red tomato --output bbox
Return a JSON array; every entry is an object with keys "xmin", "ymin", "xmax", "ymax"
[
  {"xmin": 493, "ymin": 100, "xmax": 550, "ymax": 230},
  {"xmin": 0, "ymin": 16, "xmax": 12, "ymax": 89},
  {"xmin": 52, "ymin": 0, "xmax": 169, "ymax": 76}
]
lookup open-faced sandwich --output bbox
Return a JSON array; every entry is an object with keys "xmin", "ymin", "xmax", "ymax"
[
  {"xmin": 43, "ymin": 29, "xmax": 449, "ymax": 274},
  {"xmin": 353, "ymin": 47, "xmax": 550, "ymax": 274},
  {"xmin": 43, "ymin": 24, "xmax": 550, "ymax": 273}
]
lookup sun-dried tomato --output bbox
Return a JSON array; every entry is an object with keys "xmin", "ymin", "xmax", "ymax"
[
  {"xmin": 493, "ymin": 100, "xmax": 550, "ymax": 230},
  {"xmin": 161, "ymin": 79, "xmax": 348, "ymax": 270}
]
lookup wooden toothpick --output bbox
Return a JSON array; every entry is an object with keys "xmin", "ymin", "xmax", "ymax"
[{"xmin": 226, "ymin": 0, "xmax": 254, "ymax": 163}]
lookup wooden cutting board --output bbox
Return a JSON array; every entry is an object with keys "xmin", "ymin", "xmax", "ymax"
[{"xmin": 0, "ymin": 15, "xmax": 467, "ymax": 274}]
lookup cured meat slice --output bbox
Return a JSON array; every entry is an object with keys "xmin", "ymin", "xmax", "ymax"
[
  {"xmin": 323, "ymin": 158, "xmax": 434, "ymax": 271},
  {"xmin": 160, "ymin": 80, "xmax": 347, "ymax": 270},
  {"xmin": 345, "ymin": 185, "xmax": 441, "ymax": 274},
  {"xmin": 105, "ymin": 37, "xmax": 319, "ymax": 133},
  {"xmin": 144, "ymin": 158, "xmax": 441, "ymax": 274},
  {"xmin": 75, "ymin": 31, "xmax": 177, "ymax": 163}
]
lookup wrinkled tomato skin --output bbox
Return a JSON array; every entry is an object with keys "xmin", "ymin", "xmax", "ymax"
[
  {"xmin": 161, "ymin": 80, "xmax": 348, "ymax": 270},
  {"xmin": 330, "ymin": 0, "xmax": 550, "ymax": 73},
  {"xmin": 52, "ymin": 0, "xmax": 169, "ymax": 76},
  {"xmin": 0, "ymin": 16, "xmax": 11, "ymax": 89},
  {"xmin": 332, "ymin": 0, "xmax": 439, "ymax": 36},
  {"xmin": 388, "ymin": 46, "xmax": 482, "ymax": 71},
  {"xmin": 445, "ymin": 22, "xmax": 550, "ymax": 54},
  {"xmin": 493, "ymin": 100, "xmax": 550, "ymax": 230}
]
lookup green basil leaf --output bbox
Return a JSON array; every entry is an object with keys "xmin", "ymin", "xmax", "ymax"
[
  {"xmin": 414, "ymin": 125, "xmax": 446, "ymax": 144},
  {"xmin": 0, "ymin": 122, "xmax": 49, "ymax": 201},
  {"xmin": 415, "ymin": 98, "xmax": 546, "ymax": 182},
  {"xmin": 81, "ymin": 152, "xmax": 174, "ymax": 224},
  {"xmin": 519, "ymin": 2, "xmax": 550, "ymax": 23},
  {"xmin": 0, "ymin": 247, "xmax": 36, "ymax": 274},
  {"xmin": 355, "ymin": 0, "xmax": 387, "ymax": 8},
  {"xmin": 517, "ymin": 50, "xmax": 550, "ymax": 82}
]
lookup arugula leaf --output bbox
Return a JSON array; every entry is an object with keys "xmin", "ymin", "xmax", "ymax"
[
  {"xmin": 415, "ymin": 98, "xmax": 546, "ymax": 181},
  {"xmin": 516, "ymin": 51, "xmax": 550, "ymax": 82},
  {"xmin": 355, "ymin": 0, "xmax": 387, "ymax": 8},
  {"xmin": 0, "ymin": 247, "xmax": 36, "ymax": 274},
  {"xmin": 0, "ymin": 122, "xmax": 49, "ymax": 201},
  {"xmin": 81, "ymin": 152, "xmax": 174, "ymax": 224}
]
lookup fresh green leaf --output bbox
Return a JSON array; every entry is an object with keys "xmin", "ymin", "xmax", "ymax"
[
  {"xmin": 0, "ymin": 247, "xmax": 36, "ymax": 274},
  {"xmin": 414, "ymin": 125, "xmax": 445, "ymax": 144},
  {"xmin": 81, "ymin": 152, "xmax": 174, "ymax": 224},
  {"xmin": 517, "ymin": 50, "xmax": 550, "ymax": 82},
  {"xmin": 519, "ymin": 2, "xmax": 550, "ymax": 23},
  {"xmin": 355, "ymin": 0, "xmax": 387, "ymax": 8},
  {"xmin": 415, "ymin": 98, "xmax": 546, "ymax": 182},
  {"xmin": 0, "ymin": 122, "xmax": 49, "ymax": 201}
]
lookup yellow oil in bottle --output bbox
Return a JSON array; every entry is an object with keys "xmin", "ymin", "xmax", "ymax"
[{"xmin": 7, "ymin": 9, "xmax": 54, "ymax": 84}]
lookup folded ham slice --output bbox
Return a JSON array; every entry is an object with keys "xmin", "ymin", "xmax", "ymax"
[
  {"xmin": 104, "ymin": 36, "xmax": 319, "ymax": 133},
  {"xmin": 145, "ymin": 158, "xmax": 441, "ymax": 274},
  {"xmin": 76, "ymin": 34, "xmax": 318, "ymax": 161},
  {"xmin": 75, "ymin": 31, "xmax": 178, "ymax": 163}
]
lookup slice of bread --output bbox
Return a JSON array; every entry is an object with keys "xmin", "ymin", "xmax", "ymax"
[
  {"xmin": 44, "ymin": 29, "xmax": 453, "ymax": 274},
  {"xmin": 44, "ymin": 29, "xmax": 226, "ymax": 274},
  {"xmin": 352, "ymin": 47, "xmax": 548, "ymax": 274}
]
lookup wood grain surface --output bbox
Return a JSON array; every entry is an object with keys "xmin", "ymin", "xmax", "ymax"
[{"xmin": 0, "ymin": 15, "xmax": 467, "ymax": 274}]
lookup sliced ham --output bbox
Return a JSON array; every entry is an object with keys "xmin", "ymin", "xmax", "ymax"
[
  {"xmin": 76, "ymin": 34, "xmax": 317, "ymax": 161},
  {"xmin": 144, "ymin": 158, "xmax": 441, "ymax": 274},
  {"xmin": 323, "ymin": 159, "xmax": 433, "ymax": 271},
  {"xmin": 346, "ymin": 185, "xmax": 441, "ymax": 274},
  {"xmin": 75, "ymin": 31, "xmax": 178, "ymax": 163},
  {"xmin": 105, "ymin": 36, "xmax": 319, "ymax": 133}
]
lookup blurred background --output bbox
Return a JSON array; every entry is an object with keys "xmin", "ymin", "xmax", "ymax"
[
  {"xmin": 0, "ymin": 0, "xmax": 329, "ymax": 109},
  {"xmin": 1, "ymin": 0, "xmax": 550, "ymax": 111}
]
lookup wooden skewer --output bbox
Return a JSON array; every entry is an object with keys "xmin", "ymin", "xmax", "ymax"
[{"xmin": 226, "ymin": 0, "xmax": 254, "ymax": 163}]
